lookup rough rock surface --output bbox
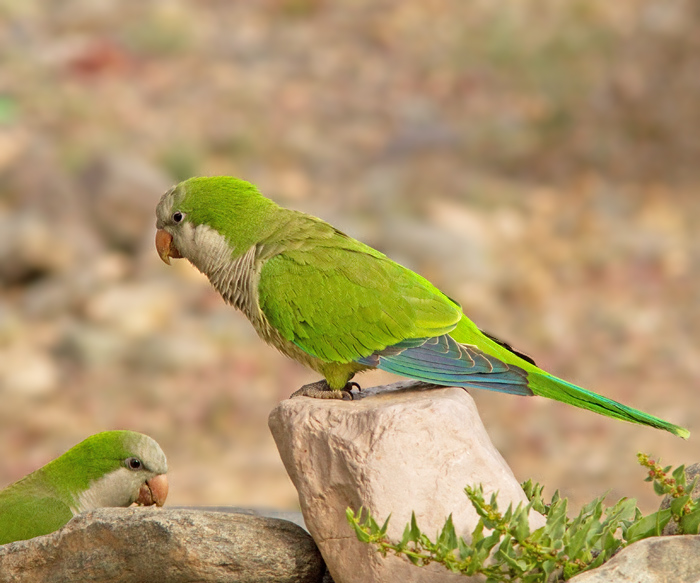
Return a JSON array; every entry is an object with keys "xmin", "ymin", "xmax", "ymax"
[
  {"xmin": 569, "ymin": 535, "xmax": 700, "ymax": 583},
  {"xmin": 269, "ymin": 381, "xmax": 545, "ymax": 583},
  {"xmin": 0, "ymin": 507, "xmax": 325, "ymax": 583}
]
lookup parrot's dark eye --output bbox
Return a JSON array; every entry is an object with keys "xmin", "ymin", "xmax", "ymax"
[
  {"xmin": 126, "ymin": 457, "xmax": 142, "ymax": 471},
  {"xmin": 172, "ymin": 211, "xmax": 183, "ymax": 223}
]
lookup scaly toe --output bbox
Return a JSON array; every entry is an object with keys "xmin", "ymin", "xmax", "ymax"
[{"xmin": 290, "ymin": 380, "xmax": 346, "ymax": 400}]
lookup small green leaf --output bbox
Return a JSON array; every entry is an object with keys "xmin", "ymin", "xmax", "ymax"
[
  {"xmin": 564, "ymin": 519, "xmax": 591, "ymax": 559},
  {"xmin": 605, "ymin": 497, "xmax": 637, "ymax": 523},
  {"xmin": 345, "ymin": 507, "xmax": 357, "ymax": 523},
  {"xmin": 351, "ymin": 520, "xmax": 372, "ymax": 543},
  {"xmin": 379, "ymin": 514, "xmax": 391, "ymax": 537},
  {"xmin": 457, "ymin": 536, "xmax": 472, "ymax": 561},
  {"xmin": 503, "ymin": 503, "xmax": 513, "ymax": 523},
  {"xmin": 406, "ymin": 552, "xmax": 422, "ymax": 566},
  {"xmin": 670, "ymin": 495, "xmax": 691, "ymax": 517},
  {"xmin": 481, "ymin": 529, "xmax": 503, "ymax": 553},
  {"xmin": 544, "ymin": 497, "xmax": 568, "ymax": 543},
  {"xmin": 437, "ymin": 514, "xmax": 458, "ymax": 550},
  {"xmin": 653, "ymin": 480, "xmax": 667, "ymax": 496},
  {"xmin": 512, "ymin": 505, "xmax": 531, "ymax": 543},
  {"xmin": 625, "ymin": 508, "xmax": 672, "ymax": 544},
  {"xmin": 585, "ymin": 550, "xmax": 608, "ymax": 571},
  {"xmin": 399, "ymin": 523, "xmax": 411, "ymax": 547},
  {"xmin": 541, "ymin": 559, "xmax": 559, "ymax": 577},
  {"xmin": 680, "ymin": 506, "xmax": 700, "ymax": 535},
  {"xmin": 672, "ymin": 465, "xmax": 687, "ymax": 486},
  {"xmin": 408, "ymin": 512, "xmax": 421, "ymax": 543},
  {"xmin": 551, "ymin": 490, "xmax": 561, "ymax": 505},
  {"xmin": 497, "ymin": 546, "xmax": 523, "ymax": 572}
]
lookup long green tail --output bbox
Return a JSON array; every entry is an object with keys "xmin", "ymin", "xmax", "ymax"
[
  {"xmin": 358, "ymin": 327, "xmax": 689, "ymax": 438},
  {"xmin": 530, "ymin": 371, "xmax": 689, "ymax": 439}
]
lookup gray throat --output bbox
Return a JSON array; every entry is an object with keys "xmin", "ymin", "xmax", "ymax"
[{"xmin": 206, "ymin": 245, "xmax": 260, "ymax": 317}]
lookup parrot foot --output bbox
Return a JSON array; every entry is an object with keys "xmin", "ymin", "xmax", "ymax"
[{"xmin": 290, "ymin": 380, "xmax": 360, "ymax": 400}]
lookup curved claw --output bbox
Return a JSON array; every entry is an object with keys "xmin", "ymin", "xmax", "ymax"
[{"xmin": 342, "ymin": 381, "xmax": 362, "ymax": 400}]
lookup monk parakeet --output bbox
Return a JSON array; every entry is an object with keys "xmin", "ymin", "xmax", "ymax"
[
  {"xmin": 0, "ymin": 430, "xmax": 168, "ymax": 545},
  {"xmin": 155, "ymin": 176, "xmax": 688, "ymax": 439}
]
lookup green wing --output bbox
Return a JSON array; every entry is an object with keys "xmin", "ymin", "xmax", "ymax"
[
  {"xmin": 0, "ymin": 490, "xmax": 73, "ymax": 544},
  {"xmin": 256, "ymin": 221, "xmax": 688, "ymax": 438},
  {"xmin": 258, "ymin": 232, "xmax": 461, "ymax": 363}
]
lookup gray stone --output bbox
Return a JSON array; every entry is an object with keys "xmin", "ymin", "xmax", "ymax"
[
  {"xmin": 171, "ymin": 506, "xmax": 308, "ymax": 532},
  {"xmin": 568, "ymin": 535, "xmax": 700, "ymax": 583},
  {"xmin": 0, "ymin": 507, "xmax": 326, "ymax": 583},
  {"xmin": 269, "ymin": 381, "xmax": 545, "ymax": 583}
]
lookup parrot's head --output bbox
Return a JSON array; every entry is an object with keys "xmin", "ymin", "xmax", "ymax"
[
  {"xmin": 155, "ymin": 176, "xmax": 280, "ymax": 271},
  {"xmin": 68, "ymin": 430, "xmax": 169, "ymax": 513}
]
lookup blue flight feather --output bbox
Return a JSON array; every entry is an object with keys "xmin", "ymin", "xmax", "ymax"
[{"xmin": 357, "ymin": 334, "xmax": 533, "ymax": 396}]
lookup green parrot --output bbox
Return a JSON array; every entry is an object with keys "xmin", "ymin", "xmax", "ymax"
[
  {"xmin": 0, "ymin": 430, "xmax": 168, "ymax": 545},
  {"xmin": 155, "ymin": 176, "xmax": 688, "ymax": 439}
]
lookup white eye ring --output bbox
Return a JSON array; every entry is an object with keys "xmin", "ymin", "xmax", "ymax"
[
  {"xmin": 172, "ymin": 211, "xmax": 184, "ymax": 223},
  {"xmin": 126, "ymin": 457, "xmax": 142, "ymax": 471}
]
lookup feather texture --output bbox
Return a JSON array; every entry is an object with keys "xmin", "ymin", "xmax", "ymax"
[
  {"xmin": 156, "ymin": 176, "xmax": 690, "ymax": 439},
  {"xmin": 0, "ymin": 431, "xmax": 168, "ymax": 544}
]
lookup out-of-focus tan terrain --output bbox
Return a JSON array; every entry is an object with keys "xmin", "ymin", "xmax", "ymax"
[{"xmin": 0, "ymin": 0, "xmax": 698, "ymax": 514}]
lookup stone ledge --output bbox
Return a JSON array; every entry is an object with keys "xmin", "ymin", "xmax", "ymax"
[{"xmin": 0, "ymin": 507, "xmax": 325, "ymax": 583}]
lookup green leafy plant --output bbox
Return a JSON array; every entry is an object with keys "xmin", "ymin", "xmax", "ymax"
[
  {"xmin": 632, "ymin": 453, "xmax": 700, "ymax": 539},
  {"xmin": 347, "ymin": 453, "xmax": 700, "ymax": 582}
]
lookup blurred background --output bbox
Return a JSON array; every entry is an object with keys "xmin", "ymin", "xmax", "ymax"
[{"xmin": 0, "ymin": 0, "xmax": 698, "ymax": 515}]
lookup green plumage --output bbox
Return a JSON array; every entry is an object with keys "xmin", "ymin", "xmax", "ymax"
[
  {"xmin": 156, "ymin": 176, "xmax": 689, "ymax": 438},
  {"xmin": 0, "ymin": 431, "xmax": 166, "ymax": 545}
]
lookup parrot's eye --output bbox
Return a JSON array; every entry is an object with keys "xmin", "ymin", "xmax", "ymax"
[
  {"xmin": 126, "ymin": 457, "xmax": 142, "ymax": 471},
  {"xmin": 172, "ymin": 211, "xmax": 184, "ymax": 223}
]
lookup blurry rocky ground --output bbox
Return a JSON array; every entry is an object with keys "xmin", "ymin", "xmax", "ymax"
[{"xmin": 0, "ymin": 0, "xmax": 698, "ymax": 514}]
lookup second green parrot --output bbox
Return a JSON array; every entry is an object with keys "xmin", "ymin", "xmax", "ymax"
[
  {"xmin": 155, "ymin": 176, "xmax": 688, "ymax": 439},
  {"xmin": 0, "ymin": 430, "xmax": 168, "ymax": 545}
]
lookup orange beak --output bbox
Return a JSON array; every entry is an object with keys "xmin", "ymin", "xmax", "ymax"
[
  {"xmin": 136, "ymin": 473, "xmax": 169, "ymax": 507},
  {"xmin": 155, "ymin": 229, "xmax": 182, "ymax": 265}
]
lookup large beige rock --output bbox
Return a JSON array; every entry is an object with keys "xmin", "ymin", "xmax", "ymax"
[
  {"xmin": 269, "ymin": 381, "xmax": 544, "ymax": 583},
  {"xmin": 569, "ymin": 535, "xmax": 700, "ymax": 583},
  {"xmin": 0, "ymin": 507, "xmax": 325, "ymax": 583}
]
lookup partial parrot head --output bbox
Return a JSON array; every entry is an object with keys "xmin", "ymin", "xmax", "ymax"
[
  {"xmin": 55, "ymin": 430, "xmax": 170, "ymax": 512},
  {"xmin": 155, "ymin": 176, "xmax": 281, "ymax": 272},
  {"xmin": 0, "ymin": 431, "xmax": 169, "ymax": 545}
]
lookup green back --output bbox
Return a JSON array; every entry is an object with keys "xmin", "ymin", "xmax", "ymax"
[
  {"xmin": 0, "ymin": 483, "xmax": 73, "ymax": 545},
  {"xmin": 258, "ymin": 220, "xmax": 462, "ymax": 362}
]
